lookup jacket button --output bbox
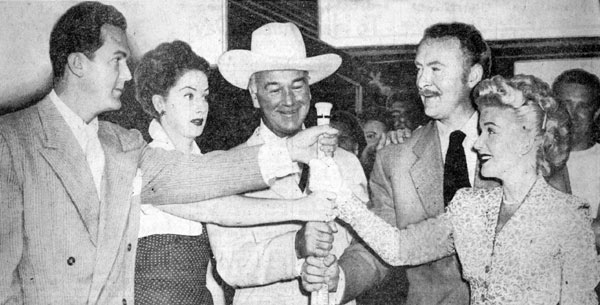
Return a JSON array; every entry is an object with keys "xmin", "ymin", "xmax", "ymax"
[
  {"xmin": 127, "ymin": 243, "xmax": 132, "ymax": 251},
  {"xmin": 67, "ymin": 257, "xmax": 75, "ymax": 265},
  {"xmin": 122, "ymin": 298, "xmax": 127, "ymax": 305}
]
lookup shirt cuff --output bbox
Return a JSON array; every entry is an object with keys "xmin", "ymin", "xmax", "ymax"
[
  {"xmin": 258, "ymin": 138, "xmax": 298, "ymax": 185},
  {"xmin": 331, "ymin": 266, "xmax": 346, "ymax": 305}
]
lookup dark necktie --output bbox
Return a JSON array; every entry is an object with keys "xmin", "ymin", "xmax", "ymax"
[
  {"xmin": 298, "ymin": 163, "xmax": 309, "ymax": 192},
  {"xmin": 443, "ymin": 130, "xmax": 471, "ymax": 205}
]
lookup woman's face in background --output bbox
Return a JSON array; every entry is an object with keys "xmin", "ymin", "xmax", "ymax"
[
  {"xmin": 158, "ymin": 70, "xmax": 209, "ymax": 139},
  {"xmin": 363, "ymin": 120, "xmax": 388, "ymax": 147},
  {"xmin": 474, "ymin": 106, "xmax": 532, "ymax": 181}
]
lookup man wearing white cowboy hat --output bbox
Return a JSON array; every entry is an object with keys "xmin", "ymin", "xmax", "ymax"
[{"xmin": 207, "ymin": 22, "xmax": 368, "ymax": 305}]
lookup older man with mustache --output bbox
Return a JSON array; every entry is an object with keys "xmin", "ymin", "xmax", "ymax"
[{"xmin": 303, "ymin": 22, "xmax": 495, "ymax": 305}]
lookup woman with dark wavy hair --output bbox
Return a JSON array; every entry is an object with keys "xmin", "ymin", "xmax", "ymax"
[
  {"xmin": 133, "ymin": 40, "xmax": 334, "ymax": 305},
  {"xmin": 325, "ymin": 75, "xmax": 599, "ymax": 304}
]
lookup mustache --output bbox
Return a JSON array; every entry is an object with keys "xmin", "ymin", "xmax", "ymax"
[{"xmin": 418, "ymin": 89, "xmax": 440, "ymax": 97}]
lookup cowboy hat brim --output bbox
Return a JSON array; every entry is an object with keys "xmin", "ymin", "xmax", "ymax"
[{"xmin": 218, "ymin": 50, "xmax": 342, "ymax": 89}]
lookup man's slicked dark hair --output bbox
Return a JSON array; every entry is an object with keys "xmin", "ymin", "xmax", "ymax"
[
  {"xmin": 49, "ymin": 1, "xmax": 127, "ymax": 80},
  {"xmin": 421, "ymin": 22, "xmax": 492, "ymax": 78}
]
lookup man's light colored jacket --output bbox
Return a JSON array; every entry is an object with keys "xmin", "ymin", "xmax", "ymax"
[
  {"xmin": 208, "ymin": 124, "xmax": 368, "ymax": 305},
  {"xmin": 0, "ymin": 96, "xmax": 271, "ymax": 304}
]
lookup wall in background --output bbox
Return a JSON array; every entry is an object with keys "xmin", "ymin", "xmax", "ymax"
[
  {"xmin": 0, "ymin": 0, "xmax": 226, "ymax": 111},
  {"xmin": 319, "ymin": 0, "xmax": 600, "ymax": 47},
  {"xmin": 514, "ymin": 58, "xmax": 600, "ymax": 86}
]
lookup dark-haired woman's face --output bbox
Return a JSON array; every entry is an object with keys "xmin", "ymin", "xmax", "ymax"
[
  {"xmin": 363, "ymin": 120, "xmax": 387, "ymax": 147},
  {"xmin": 158, "ymin": 70, "xmax": 209, "ymax": 140},
  {"xmin": 474, "ymin": 107, "xmax": 531, "ymax": 181}
]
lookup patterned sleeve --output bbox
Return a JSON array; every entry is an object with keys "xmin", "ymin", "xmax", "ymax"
[
  {"xmin": 559, "ymin": 197, "xmax": 600, "ymax": 305},
  {"xmin": 337, "ymin": 193, "xmax": 456, "ymax": 266}
]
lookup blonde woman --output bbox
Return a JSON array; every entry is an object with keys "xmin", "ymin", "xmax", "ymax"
[{"xmin": 307, "ymin": 75, "xmax": 599, "ymax": 305}]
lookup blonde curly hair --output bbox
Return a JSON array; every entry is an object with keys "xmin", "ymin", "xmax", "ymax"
[{"xmin": 474, "ymin": 75, "xmax": 571, "ymax": 177}]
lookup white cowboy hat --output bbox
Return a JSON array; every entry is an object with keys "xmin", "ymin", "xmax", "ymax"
[{"xmin": 218, "ymin": 22, "xmax": 342, "ymax": 89}]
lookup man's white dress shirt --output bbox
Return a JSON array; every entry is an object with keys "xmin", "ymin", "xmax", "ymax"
[{"xmin": 50, "ymin": 90, "xmax": 105, "ymax": 197}]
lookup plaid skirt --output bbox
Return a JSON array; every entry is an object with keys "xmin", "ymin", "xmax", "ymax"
[{"xmin": 135, "ymin": 232, "xmax": 213, "ymax": 305}]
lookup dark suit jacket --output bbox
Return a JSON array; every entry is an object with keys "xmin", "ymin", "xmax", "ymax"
[
  {"xmin": 0, "ymin": 96, "xmax": 268, "ymax": 304},
  {"xmin": 339, "ymin": 121, "xmax": 499, "ymax": 305}
]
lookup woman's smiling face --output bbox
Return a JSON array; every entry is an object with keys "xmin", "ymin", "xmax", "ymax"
[{"xmin": 474, "ymin": 106, "xmax": 531, "ymax": 181}]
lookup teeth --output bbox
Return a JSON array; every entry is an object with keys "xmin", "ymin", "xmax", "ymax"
[{"xmin": 481, "ymin": 155, "xmax": 491, "ymax": 160}]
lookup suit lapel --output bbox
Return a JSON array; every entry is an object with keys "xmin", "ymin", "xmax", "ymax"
[
  {"xmin": 88, "ymin": 124, "xmax": 138, "ymax": 302},
  {"xmin": 408, "ymin": 121, "xmax": 499, "ymax": 218},
  {"xmin": 409, "ymin": 122, "xmax": 445, "ymax": 217},
  {"xmin": 37, "ymin": 98, "xmax": 100, "ymax": 245}
]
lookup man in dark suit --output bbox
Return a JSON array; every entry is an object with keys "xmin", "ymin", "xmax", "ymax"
[
  {"xmin": 0, "ymin": 2, "xmax": 336, "ymax": 304},
  {"xmin": 302, "ymin": 22, "xmax": 496, "ymax": 305}
]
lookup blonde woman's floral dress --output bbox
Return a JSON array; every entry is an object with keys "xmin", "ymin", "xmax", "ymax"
[{"xmin": 339, "ymin": 177, "xmax": 599, "ymax": 305}]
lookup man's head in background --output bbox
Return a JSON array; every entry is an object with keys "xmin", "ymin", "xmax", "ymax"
[{"xmin": 552, "ymin": 69, "xmax": 600, "ymax": 151}]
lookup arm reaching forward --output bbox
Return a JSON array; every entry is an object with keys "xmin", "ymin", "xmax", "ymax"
[
  {"xmin": 336, "ymin": 192, "xmax": 455, "ymax": 266},
  {"xmin": 309, "ymin": 157, "xmax": 456, "ymax": 266},
  {"xmin": 157, "ymin": 191, "xmax": 336, "ymax": 226}
]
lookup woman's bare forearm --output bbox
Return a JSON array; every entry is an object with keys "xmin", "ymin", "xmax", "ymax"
[{"xmin": 155, "ymin": 193, "xmax": 330, "ymax": 226}]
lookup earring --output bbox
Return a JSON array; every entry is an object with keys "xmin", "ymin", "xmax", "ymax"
[{"xmin": 159, "ymin": 110, "xmax": 166, "ymax": 116}]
